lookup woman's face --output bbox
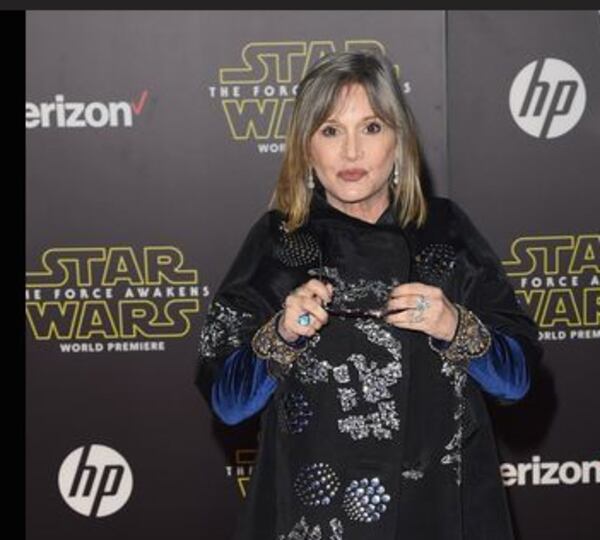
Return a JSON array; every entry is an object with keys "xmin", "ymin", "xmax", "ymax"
[{"xmin": 309, "ymin": 83, "xmax": 397, "ymax": 223}]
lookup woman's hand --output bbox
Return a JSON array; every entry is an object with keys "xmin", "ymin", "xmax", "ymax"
[
  {"xmin": 384, "ymin": 282, "xmax": 459, "ymax": 342},
  {"xmin": 278, "ymin": 279, "xmax": 334, "ymax": 342}
]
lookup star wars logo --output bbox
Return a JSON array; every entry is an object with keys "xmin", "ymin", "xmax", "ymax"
[
  {"xmin": 503, "ymin": 234, "xmax": 599, "ymax": 341},
  {"xmin": 207, "ymin": 40, "xmax": 410, "ymax": 154},
  {"xmin": 25, "ymin": 246, "xmax": 206, "ymax": 352}
]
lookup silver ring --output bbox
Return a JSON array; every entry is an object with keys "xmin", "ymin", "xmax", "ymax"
[
  {"xmin": 415, "ymin": 294, "xmax": 430, "ymax": 312},
  {"xmin": 410, "ymin": 295, "xmax": 429, "ymax": 323},
  {"xmin": 297, "ymin": 313, "xmax": 311, "ymax": 326}
]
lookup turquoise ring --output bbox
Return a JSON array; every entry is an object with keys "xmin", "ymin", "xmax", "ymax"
[{"xmin": 297, "ymin": 313, "xmax": 311, "ymax": 326}]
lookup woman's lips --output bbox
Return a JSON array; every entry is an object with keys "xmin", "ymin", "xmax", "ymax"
[{"xmin": 338, "ymin": 168, "xmax": 368, "ymax": 182}]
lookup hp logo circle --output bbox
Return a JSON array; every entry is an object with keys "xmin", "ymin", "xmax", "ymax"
[
  {"xmin": 509, "ymin": 58, "xmax": 586, "ymax": 139},
  {"xmin": 58, "ymin": 444, "xmax": 133, "ymax": 518}
]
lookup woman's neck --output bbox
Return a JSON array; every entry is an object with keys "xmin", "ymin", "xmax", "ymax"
[{"xmin": 324, "ymin": 192, "xmax": 391, "ymax": 224}]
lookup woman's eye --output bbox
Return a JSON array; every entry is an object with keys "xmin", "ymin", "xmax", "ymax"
[
  {"xmin": 321, "ymin": 125, "xmax": 337, "ymax": 137},
  {"xmin": 365, "ymin": 122, "xmax": 382, "ymax": 134}
]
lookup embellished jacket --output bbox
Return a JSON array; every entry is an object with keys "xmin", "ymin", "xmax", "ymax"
[{"xmin": 195, "ymin": 192, "xmax": 542, "ymax": 540}]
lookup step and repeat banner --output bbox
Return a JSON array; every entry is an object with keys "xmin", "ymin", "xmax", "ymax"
[{"xmin": 26, "ymin": 11, "xmax": 598, "ymax": 540}]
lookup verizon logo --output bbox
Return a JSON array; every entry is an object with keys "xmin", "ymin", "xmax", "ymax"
[
  {"xmin": 26, "ymin": 91, "xmax": 149, "ymax": 129},
  {"xmin": 501, "ymin": 456, "xmax": 599, "ymax": 487}
]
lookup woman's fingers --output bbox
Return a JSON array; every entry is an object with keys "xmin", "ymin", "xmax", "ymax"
[
  {"xmin": 281, "ymin": 279, "xmax": 333, "ymax": 337},
  {"xmin": 384, "ymin": 284, "xmax": 459, "ymax": 341},
  {"xmin": 301, "ymin": 279, "xmax": 334, "ymax": 305},
  {"xmin": 388, "ymin": 282, "xmax": 439, "ymax": 299},
  {"xmin": 287, "ymin": 297, "xmax": 328, "ymax": 327},
  {"xmin": 386, "ymin": 294, "xmax": 429, "ymax": 314}
]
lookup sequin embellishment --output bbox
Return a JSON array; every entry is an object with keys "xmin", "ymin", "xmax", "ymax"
[
  {"xmin": 293, "ymin": 463, "xmax": 341, "ymax": 507},
  {"xmin": 337, "ymin": 388, "xmax": 358, "ymax": 412},
  {"xmin": 401, "ymin": 469, "xmax": 424, "ymax": 481},
  {"xmin": 440, "ymin": 360, "xmax": 468, "ymax": 485},
  {"xmin": 342, "ymin": 477, "xmax": 391, "ymax": 523},
  {"xmin": 293, "ymin": 334, "xmax": 332, "ymax": 385},
  {"xmin": 197, "ymin": 301, "xmax": 253, "ymax": 358},
  {"xmin": 329, "ymin": 518, "xmax": 344, "ymax": 540},
  {"xmin": 353, "ymin": 320, "xmax": 403, "ymax": 363},
  {"xmin": 332, "ymin": 364, "xmax": 350, "ymax": 384},
  {"xmin": 278, "ymin": 517, "xmax": 344, "ymax": 540},
  {"xmin": 295, "ymin": 356, "xmax": 332, "ymax": 384},
  {"xmin": 295, "ymin": 347, "xmax": 403, "ymax": 439},
  {"xmin": 308, "ymin": 266, "xmax": 399, "ymax": 310},
  {"xmin": 277, "ymin": 516, "xmax": 322, "ymax": 540},
  {"xmin": 279, "ymin": 391, "xmax": 314, "ymax": 434},
  {"xmin": 292, "ymin": 267, "xmax": 405, "ymax": 441},
  {"xmin": 338, "ymin": 400, "xmax": 400, "ymax": 441},
  {"xmin": 347, "ymin": 354, "xmax": 402, "ymax": 403}
]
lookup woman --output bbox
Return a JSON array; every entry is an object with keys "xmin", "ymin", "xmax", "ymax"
[{"xmin": 195, "ymin": 50, "xmax": 541, "ymax": 540}]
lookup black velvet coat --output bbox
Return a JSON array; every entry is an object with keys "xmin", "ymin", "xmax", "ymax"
[{"xmin": 196, "ymin": 192, "xmax": 541, "ymax": 540}]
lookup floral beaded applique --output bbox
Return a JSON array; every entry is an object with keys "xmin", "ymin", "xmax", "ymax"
[
  {"xmin": 439, "ymin": 360, "xmax": 468, "ymax": 485},
  {"xmin": 278, "ymin": 516, "xmax": 343, "ymax": 540},
  {"xmin": 308, "ymin": 266, "xmax": 399, "ymax": 310},
  {"xmin": 197, "ymin": 301, "xmax": 253, "ymax": 358}
]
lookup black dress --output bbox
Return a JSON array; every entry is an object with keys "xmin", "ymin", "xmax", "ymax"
[{"xmin": 195, "ymin": 192, "xmax": 542, "ymax": 540}]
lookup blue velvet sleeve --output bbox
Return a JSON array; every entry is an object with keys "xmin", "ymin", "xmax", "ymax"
[
  {"xmin": 211, "ymin": 344, "xmax": 279, "ymax": 425},
  {"xmin": 433, "ymin": 330, "xmax": 530, "ymax": 401},
  {"xmin": 467, "ymin": 331, "xmax": 530, "ymax": 401}
]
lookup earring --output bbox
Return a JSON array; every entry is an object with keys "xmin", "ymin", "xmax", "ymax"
[
  {"xmin": 392, "ymin": 162, "xmax": 399, "ymax": 186},
  {"xmin": 307, "ymin": 168, "xmax": 315, "ymax": 189}
]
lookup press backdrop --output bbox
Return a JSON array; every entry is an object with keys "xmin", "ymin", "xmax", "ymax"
[{"xmin": 26, "ymin": 10, "xmax": 599, "ymax": 540}]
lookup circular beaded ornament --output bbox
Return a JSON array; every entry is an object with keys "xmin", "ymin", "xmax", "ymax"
[
  {"xmin": 414, "ymin": 243, "xmax": 457, "ymax": 286},
  {"xmin": 342, "ymin": 477, "xmax": 391, "ymax": 523},
  {"xmin": 293, "ymin": 462, "xmax": 341, "ymax": 507},
  {"xmin": 274, "ymin": 222, "xmax": 321, "ymax": 267}
]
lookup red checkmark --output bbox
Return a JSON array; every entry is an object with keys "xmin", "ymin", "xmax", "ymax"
[{"xmin": 131, "ymin": 90, "xmax": 149, "ymax": 115}]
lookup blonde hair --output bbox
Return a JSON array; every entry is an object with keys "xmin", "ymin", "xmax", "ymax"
[{"xmin": 270, "ymin": 50, "xmax": 427, "ymax": 232}]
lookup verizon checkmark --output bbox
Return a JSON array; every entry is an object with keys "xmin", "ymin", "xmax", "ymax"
[{"xmin": 131, "ymin": 90, "xmax": 149, "ymax": 115}]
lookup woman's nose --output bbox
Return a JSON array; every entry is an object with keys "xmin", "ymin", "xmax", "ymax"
[{"xmin": 343, "ymin": 133, "xmax": 362, "ymax": 161}]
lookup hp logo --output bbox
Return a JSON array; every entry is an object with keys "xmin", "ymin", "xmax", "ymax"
[
  {"xmin": 509, "ymin": 58, "xmax": 586, "ymax": 139},
  {"xmin": 58, "ymin": 444, "xmax": 133, "ymax": 518}
]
